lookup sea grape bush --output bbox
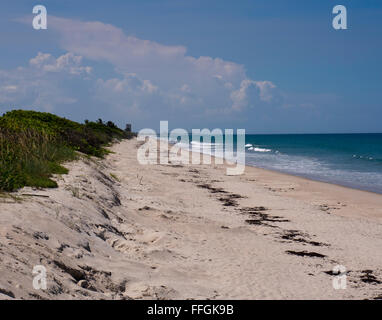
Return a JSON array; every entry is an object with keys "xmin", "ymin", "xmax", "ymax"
[{"xmin": 0, "ymin": 110, "xmax": 134, "ymax": 191}]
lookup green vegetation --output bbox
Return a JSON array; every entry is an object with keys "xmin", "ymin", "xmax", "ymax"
[
  {"xmin": 109, "ymin": 173, "xmax": 120, "ymax": 182},
  {"xmin": 0, "ymin": 110, "xmax": 135, "ymax": 192}
]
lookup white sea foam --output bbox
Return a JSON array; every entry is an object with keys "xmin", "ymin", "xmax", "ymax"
[
  {"xmin": 247, "ymin": 146, "xmax": 271, "ymax": 152},
  {"xmin": 191, "ymin": 141, "xmax": 220, "ymax": 147},
  {"xmin": 254, "ymin": 147, "xmax": 271, "ymax": 152}
]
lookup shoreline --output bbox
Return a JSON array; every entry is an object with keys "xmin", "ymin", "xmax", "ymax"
[
  {"xmin": 167, "ymin": 138, "xmax": 382, "ymax": 196},
  {"xmin": 241, "ymin": 163, "xmax": 382, "ymax": 221},
  {"xmin": 166, "ymin": 138, "xmax": 382, "ymax": 221},
  {"xmin": 247, "ymin": 162, "xmax": 382, "ymax": 197},
  {"xmin": 166, "ymin": 135, "xmax": 382, "ymax": 196}
]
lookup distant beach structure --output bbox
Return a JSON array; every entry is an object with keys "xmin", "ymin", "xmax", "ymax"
[{"xmin": 125, "ymin": 124, "xmax": 132, "ymax": 132}]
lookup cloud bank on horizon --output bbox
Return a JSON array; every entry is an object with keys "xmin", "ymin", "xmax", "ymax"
[{"xmin": 0, "ymin": 16, "xmax": 283, "ymax": 130}]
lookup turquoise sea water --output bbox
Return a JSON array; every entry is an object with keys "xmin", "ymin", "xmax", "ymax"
[
  {"xmin": 243, "ymin": 134, "xmax": 382, "ymax": 194},
  {"xmin": 185, "ymin": 133, "xmax": 382, "ymax": 194}
]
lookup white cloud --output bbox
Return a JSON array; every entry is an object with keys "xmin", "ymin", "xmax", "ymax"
[
  {"xmin": 230, "ymin": 80, "xmax": 277, "ymax": 111},
  {"xmin": 30, "ymin": 52, "xmax": 92, "ymax": 75},
  {"xmin": 96, "ymin": 73, "xmax": 159, "ymax": 109},
  {"xmin": 256, "ymin": 81, "xmax": 277, "ymax": 102},
  {"xmin": 0, "ymin": 52, "xmax": 91, "ymax": 112},
  {"xmin": 4, "ymin": 16, "xmax": 281, "ymax": 127},
  {"xmin": 48, "ymin": 16, "xmax": 277, "ymax": 115},
  {"xmin": 2, "ymin": 85, "xmax": 18, "ymax": 92}
]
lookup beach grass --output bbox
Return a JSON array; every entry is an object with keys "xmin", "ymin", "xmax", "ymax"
[{"xmin": 0, "ymin": 110, "xmax": 134, "ymax": 191}]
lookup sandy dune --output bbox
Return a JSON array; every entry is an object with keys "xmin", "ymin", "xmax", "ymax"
[{"xmin": 0, "ymin": 138, "xmax": 382, "ymax": 300}]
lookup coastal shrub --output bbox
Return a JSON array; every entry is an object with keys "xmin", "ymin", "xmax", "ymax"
[{"xmin": 0, "ymin": 110, "xmax": 135, "ymax": 191}]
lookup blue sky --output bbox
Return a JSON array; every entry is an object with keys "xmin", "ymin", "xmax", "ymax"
[{"xmin": 0, "ymin": 0, "xmax": 381, "ymax": 133}]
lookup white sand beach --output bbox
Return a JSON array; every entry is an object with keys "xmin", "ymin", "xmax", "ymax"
[{"xmin": 0, "ymin": 138, "xmax": 382, "ymax": 300}]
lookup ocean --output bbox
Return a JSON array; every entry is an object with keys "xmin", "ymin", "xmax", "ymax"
[{"xmin": 182, "ymin": 133, "xmax": 382, "ymax": 194}]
